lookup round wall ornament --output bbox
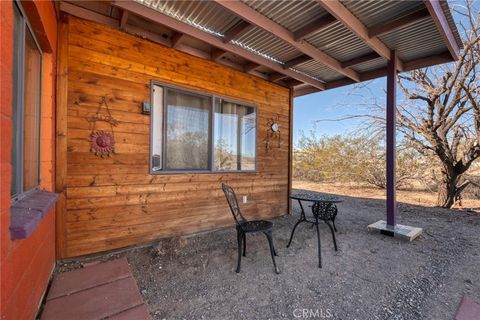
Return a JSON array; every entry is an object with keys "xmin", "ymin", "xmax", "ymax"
[
  {"xmin": 265, "ymin": 115, "xmax": 281, "ymax": 152},
  {"xmin": 88, "ymin": 97, "xmax": 118, "ymax": 158},
  {"xmin": 90, "ymin": 131, "xmax": 115, "ymax": 157}
]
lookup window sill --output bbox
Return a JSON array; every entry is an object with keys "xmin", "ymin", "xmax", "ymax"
[{"xmin": 9, "ymin": 191, "xmax": 59, "ymax": 240}]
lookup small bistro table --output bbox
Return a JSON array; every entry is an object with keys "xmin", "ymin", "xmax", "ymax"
[{"xmin": 287, "ymin": 191, "xmax": 343, "ymax": 268}]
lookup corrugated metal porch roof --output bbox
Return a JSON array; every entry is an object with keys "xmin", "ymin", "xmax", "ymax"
[{"xmin": 62, "ymin": 0, "xmax": 463, "ymax": 95}]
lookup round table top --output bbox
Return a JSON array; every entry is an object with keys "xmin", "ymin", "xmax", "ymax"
[{"xmin": 289, "ymin": 190, "xmax": 343, "ymax": 203}]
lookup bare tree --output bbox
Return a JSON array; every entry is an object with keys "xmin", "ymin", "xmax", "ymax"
[
  {"xmin": 395, "ymin": 2, "xmax": 480, "ymax": 207},
  {"xmin": 329, "ymin": 2, "xmax": 479, "ymax": 208}
]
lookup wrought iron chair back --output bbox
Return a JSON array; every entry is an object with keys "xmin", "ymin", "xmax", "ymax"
[{"xmin": 222, "ymin": 183, "xmax": 246, "ymax": 225}]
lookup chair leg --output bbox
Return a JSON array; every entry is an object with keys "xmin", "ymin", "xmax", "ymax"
[
  {"xmin": 243, "ymin": 233, "xmax": 246, "ymax": 257},
  {"xmin": 332, "ymin": 217, "xmax": 338, "ymax": 232},
  {"xmin": 325, "ymin": 221, "xmax": 338, "ymax": 251},
  {"xmin": 287, "ymin": 219, "xmax": 303, "ymax": 248},
  {"xmin": 264, "ymin": 231, "xmax": 280, "ymax": 274},
  {"xmin": 236, "ymin": 230, "xmax": 243, "ymax": 273},
  {"xmin": 315, "ymin": 218, "xmax": 322, "ymax": 268},
  {"xmin": 271, "ymin": 231, "xmax": 278, "ymax": 256}
]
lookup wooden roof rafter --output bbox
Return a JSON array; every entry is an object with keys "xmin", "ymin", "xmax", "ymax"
[
  {"xmin": 315, "ymin": 0, "xmax": 405, "ymax": 72},
  {"xmin": 243, "ymin": 62, "xmax": 260, "ymax": 73},
  {"xmin": 283, "ymin": 55, "xmax": 312, "ymax": 69},
  {"xmin": 293, "ymin": 13, "xmax": 337, "ymax": 41},
  {"xmin": 213, "ymin": 0, "xmax": 361, "ymax": 82},
  {"xmin": 269, "ymin": 73, "xmax": 289, "ymax": 82},
  {"xmin": 341, "ymin": 52, "xmax": 380, "ymax": 69},
  {"xmin": 171, "ymin": 32, "xmax": 186, "ymax": 49},
  {"xmin": 424, "ymin": 0, "xmax": 461, "ymax": 60},
  {"xmin": 223, "ymin": 20, "xmax": 252, "ymax": 43},
  {"xmin": 295, "ymin": 50, "xmax": 453, "ymax": 96},
  {"xmin": 211, "ymin": 48, "xmax": 227, "ymax": 62},
  {"xmin": 60, "ymin": 0, "xmax": 461, "ymax": 97},
  {"xmin": 119, "ymin": 10, "xmax": 128, "ymax": 29},
  {"xmin": 112, "ymin": 0, "xmax": 325, "ymax": 90},
  {"xmin": 368, "ymin": 7, "xmax": 431, "ymax": 38}
]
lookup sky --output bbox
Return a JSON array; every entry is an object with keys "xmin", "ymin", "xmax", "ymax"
[{"xmin": 292, "ymin": 79, "xmax": 386, "ymax": 145}]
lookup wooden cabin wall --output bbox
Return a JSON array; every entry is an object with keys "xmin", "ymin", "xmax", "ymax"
[{"xmin": 59, "ymin": 16, "xmax": 291, "ymax": 258}]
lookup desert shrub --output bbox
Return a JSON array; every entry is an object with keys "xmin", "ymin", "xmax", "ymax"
[{"xmin": 293, "ymin": 132, "xmax": 425, "ymax": 189}]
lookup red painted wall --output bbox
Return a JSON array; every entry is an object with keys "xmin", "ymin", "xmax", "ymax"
[{"xmin": 0, "ymin": 1, "xmax": 57, "ymax": 319}]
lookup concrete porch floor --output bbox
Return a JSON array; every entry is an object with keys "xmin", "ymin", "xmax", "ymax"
[{"xmin": 53, "ymin": 190, "xmax": 480, "ymax": 319}]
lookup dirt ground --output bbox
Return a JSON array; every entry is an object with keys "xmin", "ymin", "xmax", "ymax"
[{"xmin": 54, "ymin": 186, "xmax": 480, "ymax": 320}]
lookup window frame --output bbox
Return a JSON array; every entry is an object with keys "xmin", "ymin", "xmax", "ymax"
[
  {"xmin": 150, "ymin": 80, "xmax": 257, "ymax": 174},
  {"xmin": 11, "ymin": 1, "xmax": 43, "ymax": 202}
]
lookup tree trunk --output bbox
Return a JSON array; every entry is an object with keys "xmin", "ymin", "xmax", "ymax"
[{"xmin": 436, "ymin": 171, "xmax": 459, "ymax": 208}]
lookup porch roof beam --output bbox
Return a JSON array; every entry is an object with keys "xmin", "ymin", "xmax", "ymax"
[
  {"xmin": 60, "ymin": 1, "xmax": 118, "ymax": 29},
  {"xmin": 113, "ymin": 0, "xmax": 325, "ymax": 90},
  {"xmin": 223, "ymin": 20, "xmax": 252, "ymax": 43},
  {"xmin": 368, "ymin": 8, "xmax": 430, "ymax": 38},
  {"xmin": 424, "ymin": 0, "xmax": 460, "ymax": 60},
  {"xmin": 243, "ymin": 62, "xmax": 260, "ymax": 73},
  {"xmin": 119, "ymin": 10, "xmax": 128, "ymax": 29},
  {"xmin": 293, "ymin": 14, "xmax": 337, "ymax": 41},
  {"xmin": 269, "ymin": 73, "xmax": 289, "ymax": 82},
  {"xmin": 341, "ymin": 52, "xmax": 380, "ymax": 68},
  {"xmin": 284, "ymin": 79, "xmax": 304, "ymax": 88},
  {"xmin": 295, "ymin": 51, "xmax": 452, "ymax": 95},
  {"xmin": 315, "ymin": 0, "xmax": 404, "ymax": 71},
  {"xmin": 283, "ymin": 55, "xmax": 312, "ymax": 69},
  {"xmin": 211, "ymin": 48, "xmax": 227, "ymax": 62},
  {"xmin": 294, "ymin": 85, "xmax": 319, "ymax": 97},
  {"xmin": 171, "ymin": 32, "xmax": 186, "ymax": 49},
  {"xmin": 214, "ymin": 0, "xmax": 360, "ymax": 82}
]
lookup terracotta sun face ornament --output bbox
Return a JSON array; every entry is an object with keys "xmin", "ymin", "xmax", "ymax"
[
  {"xmin": 88, "ymin": 97, "xmax": 118, "ymax": 158},
  {"xmin": 90, "ymin": 131, "xmax": 115, "ymax": 157}
]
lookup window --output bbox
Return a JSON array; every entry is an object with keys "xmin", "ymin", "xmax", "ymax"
[
  {"xmin": 11, "ymin": 3, "xmax": 42, "ymax": 200},
  {"xmin": 151, "ymin": 83, "xmax": 256, "ymax": 173},
  {"xmin": 214, "ymin": 100, "xmax": 256, "ymax": 171}
]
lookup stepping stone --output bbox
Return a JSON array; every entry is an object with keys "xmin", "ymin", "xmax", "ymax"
[
  {"xmin": 47, "ymin": 258, "xmax": 131, "ymax": 300},
  {"xmin": 108, "ymin": 305, "xmax": 151, "ymax": 320},
  {"xmin": 41, "ymin": 258, "xmax": 151, "ymax": 320}
]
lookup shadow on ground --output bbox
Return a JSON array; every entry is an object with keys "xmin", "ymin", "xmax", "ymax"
[{"xmin": 56, "ymin": 189, "xmax": 480, "ymax": 320}]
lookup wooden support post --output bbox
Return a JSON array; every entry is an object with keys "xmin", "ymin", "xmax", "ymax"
[{"xmin": 386, "ymin": 50, "xmax": 397, "ymax": 228}]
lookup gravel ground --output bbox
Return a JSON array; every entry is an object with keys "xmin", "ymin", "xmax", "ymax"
[{"xmin": 55, "ymin": 190, "xmax": 480, "ymax": 320}]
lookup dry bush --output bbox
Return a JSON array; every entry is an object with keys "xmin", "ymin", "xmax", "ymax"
[{"xmin": 293, "ymin": 132, "xmax": 427, "ymax": 189}]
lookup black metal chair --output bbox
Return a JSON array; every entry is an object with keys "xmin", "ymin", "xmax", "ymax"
[
  {"xmin": 311, "ymin": 202, "xmax": 338, "ymax": 251},
  {"xmin": 221, "ymin": 183, "xmax": 280, "ymax": 274}
]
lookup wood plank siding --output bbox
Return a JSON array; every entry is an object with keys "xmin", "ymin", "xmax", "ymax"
[{"xmin": 60, "ymin": 16, "xmax": 292, "ymax": 258}]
